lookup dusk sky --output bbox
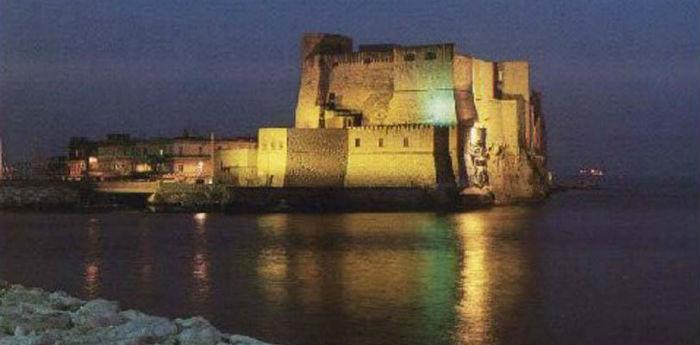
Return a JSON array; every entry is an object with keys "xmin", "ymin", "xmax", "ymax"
[{"xmin": 1, "ymin": 0, "xmax": 698, "ymax": 178}]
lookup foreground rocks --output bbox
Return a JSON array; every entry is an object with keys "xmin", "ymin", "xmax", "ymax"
[{"xmin": 0, "ymin": 281, "xmax": 276, "ymax": 345}]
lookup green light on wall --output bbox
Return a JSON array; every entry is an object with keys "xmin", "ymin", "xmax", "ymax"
[{"xmin": 424, "ymin": 94, "xmax": 456, "ymax": 125}]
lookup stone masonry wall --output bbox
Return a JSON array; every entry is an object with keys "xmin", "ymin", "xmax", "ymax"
[
  {"xmin": 346, "ymin": 126, "xmax": 436, "ymax": 187},
  {"xmin": 325, "ymin": 54, "xmax": 394, "ymax": 124},
  {"xmin": 257, "ymin": 129, "xmax": 288, "ymax": 187},
  {"xmin": 346, "ymin": 125, "xmax": 455, "ymax": 187},
  {"xmin": 295, "ymin": 38, "xmax": 459, "ymax": 128},
  {"xmin": 387, "ymin": 44, "xmax": 457, "ymax": 125},
  {"xmin": 256, "ymin": 126, "xmax": 459, "ymax": 189},
  {"xmin": 285, "ymin": 129, "xmax": 348, "ymax": 187},
  {"xmin": 0, "ymin": 183, "xmax": 80, "ymax": 209}
]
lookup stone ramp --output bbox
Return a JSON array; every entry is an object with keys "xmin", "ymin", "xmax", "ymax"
[{"xmin": 0, "ymin": 281, "xmax": 277, "ymax": 345}]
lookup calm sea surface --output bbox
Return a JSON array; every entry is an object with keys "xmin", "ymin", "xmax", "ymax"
[{"xmin": 1, "ymin": 186, "xmax": 698, "ymax": 345}]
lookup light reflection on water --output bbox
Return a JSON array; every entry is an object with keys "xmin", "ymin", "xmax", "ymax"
[
  {"xmin": 84, "ymin": 218, "xmax": 102, "ymax": 299},
  {"xmin": 189, "ymin": 212, "xmax": 212, "ymax": 314},
  {"xmin": 251, "ymin": 211, "xmax": 535, "ymax": 345},
  {"xmin": 0, "ymin": 192, "xmax": 697, "ymax": 345}
]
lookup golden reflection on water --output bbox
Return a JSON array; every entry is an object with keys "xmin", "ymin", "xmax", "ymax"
[
  {"xmin": 255, "ymin": 213, "xmax": 442, "ymax": 313},
  {"xmin": 255, "ymin": 210, "xmax": 533, "ymax": 345},
  {"xmin": 256, "ymin": 247, "xmax": 290, "ymax": 305},
  {"xmin": 83, "ymin": 218, "xmax": 102, "ymax": 299},
  {"xmin": 453, "ymin": 208, "xmax": 532, "ymax": 345},
  {"xmin": 454, "ymin": 212, "xmax": 491, "ymax": 344},
  {"xmin": 189, "ymin": 213, "xmax": 211, "ymax": 311}
]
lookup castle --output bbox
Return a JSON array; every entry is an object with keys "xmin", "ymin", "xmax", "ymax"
[
  {"xmin": 63, "ymin": 33, "xmax": 549, "ymax": 206},
  {"xmin": 256, "ymin": 33, "xmax": 548, "ymax": 204}
]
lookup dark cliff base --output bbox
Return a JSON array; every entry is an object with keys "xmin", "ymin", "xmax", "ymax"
[
  {"xmin": 222, "ymin": 187, "xmax": 493, "ymax": 213},
  {"xmin": 2, "ymin": 182, "xmax": 550, "ymax": 213}
]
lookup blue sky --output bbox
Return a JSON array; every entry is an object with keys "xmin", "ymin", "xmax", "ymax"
[{"xmin": 1, "ymin": 0, "xmax": 698, "ymax": 178}]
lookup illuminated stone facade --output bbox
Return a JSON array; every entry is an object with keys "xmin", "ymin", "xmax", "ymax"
[
  {"xmin": 67, "ymin": 134, "xmax": 255, "ymax": 184},
  {"xmin": 258, "ymin": 33, "xmax": 549, "ymax": 203}
]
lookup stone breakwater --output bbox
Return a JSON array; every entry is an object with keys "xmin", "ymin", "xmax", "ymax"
[
  {"xmin": 0, "ymin": 281, "xmax": 276, "ymax": 345},
  {"xmin": 0, "ymin": 184, "xmax": 80, "ymax": 210}
]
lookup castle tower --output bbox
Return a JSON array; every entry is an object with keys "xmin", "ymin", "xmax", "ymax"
[{"xmin": 295, "ymin": 33, "xmax": 353, "ymax": 128}]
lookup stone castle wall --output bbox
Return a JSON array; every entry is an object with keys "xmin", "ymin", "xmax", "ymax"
[
  {"xmin": 346, "ymin": 125, "xmax": 445, "ymax": 187},
  {"xmin": 295, "ymin": 35, "xmax": 459, "ymax": 127},
  {"xmin": 386, "ymin": 44, "xmax": 457, "ymax": 125},
  {"xmin": 325, "ymin": 54, "xmax": 394, "ymax": 124},
  {"xmin": 257, "ymin": 128, "xmax": 288, "ymax": 187},
  {"xmin": 285, "ymin": 129, "xmax": 348, "ymax": 187},
  {"xmin": 256, "ymin": 126, "xmax": 460, "ymax": 189}
]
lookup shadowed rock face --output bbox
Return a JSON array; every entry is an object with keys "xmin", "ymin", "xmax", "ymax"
[{"xmin": 0, "ymin": 281, "xmax": 277, "ymax": 345}]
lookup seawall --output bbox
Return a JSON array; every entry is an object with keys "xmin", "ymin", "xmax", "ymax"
[
  {"xmin": 224, "ymin": 186, "xmax": 469, "ymax": 212},
  {"xmin": 0, "ymin": 281, "xmax": 275, "ymax": 345},
  {"xmin": 0, "ymin": 182, "xmax": 83, "ymax": 210}
]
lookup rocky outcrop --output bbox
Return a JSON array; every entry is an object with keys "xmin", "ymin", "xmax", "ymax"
[
  {"xmin": 0, "ymin": 281, "xmax": 276, "ymax": 345},
  {"xmin": 487, "ymin": 148, "xmax": 549, "ymax": 205}
]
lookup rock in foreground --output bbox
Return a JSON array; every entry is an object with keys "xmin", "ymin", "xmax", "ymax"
[{"xmin": 0, "ymin": 281, "xmax": 277, "ymax": 345}]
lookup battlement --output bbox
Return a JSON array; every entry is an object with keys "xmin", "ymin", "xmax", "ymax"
[
  {"xmin": 394, "ymin": 43, "xmax": 455, "ymax": 62},
  {"xmin": 318, "ymin": 43, "xmax": 455, "ymax": 66},
  {"xmin": 348, "ymin": 124, "xmax": 456, "ymax": 132},
  {"xmin": 358, "ymin": 44, "xmax": 398, "ymax": 52},
  {"xmin": 327, "ymin": 50, "xmax": 395, "ymax": 65}
]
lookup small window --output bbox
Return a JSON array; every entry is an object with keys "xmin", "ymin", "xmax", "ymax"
[
  {"xmin": 177, "ymin": 164, "xmax": 184, "ymax": 172},
  {"xmin": 198, "ymin": 146, "xmax": 203, "ymax": 155},
  {"xmin": 425, "ymin": 51, "xmax": 436, "ymax": 60},
  {"xmin": 404, "ymin": 53, "xmax": 415, "ymax": 62},
  {"xmin": 355, "ymin": 138, "xmax": 361, "ymax": 147},
  {"xmin": 403, "ymin": 137, "xmax": 409, "ymax": 147},
  {"xmin": 378, "ymin": 138, "xmax": 384, "ymax": 147}
]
